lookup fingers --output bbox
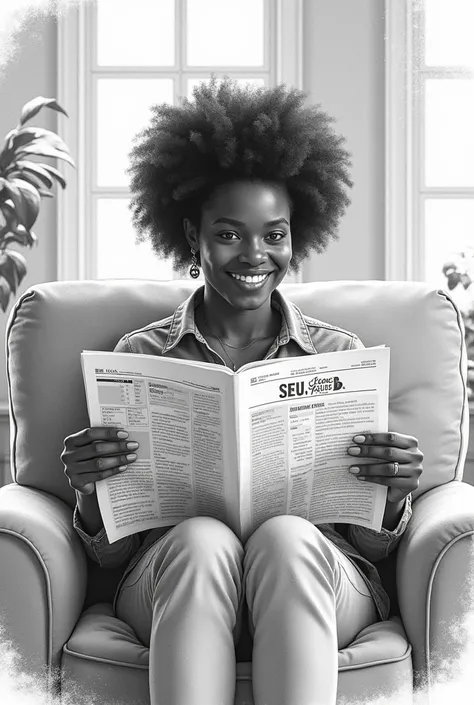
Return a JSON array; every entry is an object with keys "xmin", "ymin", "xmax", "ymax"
[
  {"xmin": 65, "ymin": 427, "xmax": 129, "ymax": 449},
  {"xmin": 351, "ymin": 432, "xmax": 418, "ymax": 449},
  {"xmin": 349, "ymin": 461, "xmax": 405, "ymax": 477},
  {"xmin": 68, "ymin": 453, "xmax": 138, "ymax": 494},
  {"xmin": 61, "ymin": 427, "xmax": 140, "ymax": 496},
  {"xmin": 347, "ymin": 443, "xmax": 413, "ymax": 464},
  {"xmin": 352, "ymin": 475, "xmax": 414, "ymax": 489},
  {"xmin": 348, "ymin": 460, "xmax": 422, "ymax": 494},
  {"xmin": 77, "ymin": 453, "xmax": 137, "ymax": 482},
  {"xmin": 73, "ymin": 439, "xmax": 139, "ymax": 463}
]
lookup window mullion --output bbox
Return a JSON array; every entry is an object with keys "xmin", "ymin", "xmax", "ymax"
[{"xmin": 88, "ymin": 3, "xmax": 98, "ymax": 279}]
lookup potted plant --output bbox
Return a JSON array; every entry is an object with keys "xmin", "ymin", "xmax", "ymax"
[
  {"xmin": 442, "ymin": 252, "xmax": 474, "ymax": 399},
  {"xmin": 0, "ymin": 96, "xmax": 75, "ymax": 312}
]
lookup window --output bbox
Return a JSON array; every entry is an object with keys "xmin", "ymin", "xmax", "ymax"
[
  {"xmin": 57, "ymin": 0, "xmax": 303, "ymax": 282},
  {"xmin": 385, "ymin": 0, "xmax": 474, "ymax": 285}
]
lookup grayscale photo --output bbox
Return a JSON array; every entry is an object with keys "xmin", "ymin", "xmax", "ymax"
[{"xmin": 0, "ymin": 2, "xmax": 473, "ymax": 704}]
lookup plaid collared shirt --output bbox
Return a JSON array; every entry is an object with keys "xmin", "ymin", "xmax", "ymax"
[{"xmin": 73, "ymin": 284, "xmax": 412, "ymax": 621}]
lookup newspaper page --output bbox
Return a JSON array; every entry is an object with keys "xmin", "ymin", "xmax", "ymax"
[
  {"xmin": 235, "ymin": 347, "xmax": 390, "ymax": 542},
  {"xmin": 81, "ymin": 352, "xmax": 239, "ymax": 543}
]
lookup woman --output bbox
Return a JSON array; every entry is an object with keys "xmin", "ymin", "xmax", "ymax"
[{"xmin": 62, "ymin": 77, "xmax": 423, "ymax": 705}]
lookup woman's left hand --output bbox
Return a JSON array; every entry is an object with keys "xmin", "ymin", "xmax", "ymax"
[{"xmin": 347, "ymin": 432, "xmax": 424, "ymax": 504}]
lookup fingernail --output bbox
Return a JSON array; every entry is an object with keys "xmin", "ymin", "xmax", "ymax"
[
  {"xmin": 126, "ymin": 453, "xmax": 137, "ymax": 460},
  {"xmin": 118, "ymin": 465, "xmax": 127, "ymax": 471},
  {"xmin": 349, "ymin": 466, "xmax": 360, "ymax": 474},
  {"xmin": 348, "ymin": 446, "xmax": 361, "ymax": 455},
  {"xmin": 127, "ymin": 442, "xmax": 139, "ymax": 450},
  {"xmin": 117, "ymin": 431, "xmax": 128, "ymax": 439},
  {"xmin": 357, "ymin": 476, "xmax": 366, "ymax": 481},
  {"xmin": 353, "ymin": 435, "xmax": 365, "ymax": 443}
]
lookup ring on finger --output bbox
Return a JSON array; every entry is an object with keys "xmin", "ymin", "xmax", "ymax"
[{"xmin": 392, "ymin": 461, "xmax": 399, "ymax": 475}]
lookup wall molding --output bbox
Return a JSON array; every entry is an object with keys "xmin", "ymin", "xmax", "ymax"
[{"xmin": 384, "ymin": 0, "xmax": 414, "ymax": 280}]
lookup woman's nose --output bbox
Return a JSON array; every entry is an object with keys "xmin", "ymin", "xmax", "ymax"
[{"xmin": 238, "ymin": 239, "xmax": 267, "ymax": 265}]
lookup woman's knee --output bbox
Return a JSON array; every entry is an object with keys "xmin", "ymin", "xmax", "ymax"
[
  {"xmin": 165, "ymin": 516, "xmax": 244, "ymax": 569},
  {"xmin": 247, "ymin": 514, "xmax": 330, "ymax": 561}
]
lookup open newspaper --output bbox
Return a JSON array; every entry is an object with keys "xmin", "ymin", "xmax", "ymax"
[{"xmin": 81, "ymin": 346, "xmax": 390, "ymax": 544}]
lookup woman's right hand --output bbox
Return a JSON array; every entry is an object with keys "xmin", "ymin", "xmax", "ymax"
[{"xmin": 61, "ymin": 427, "xmax": 139, "ymax": 496}]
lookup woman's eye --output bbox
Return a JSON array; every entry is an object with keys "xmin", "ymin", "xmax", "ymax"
[{"xmin": 217, "ymin": 231, "xmax": 286, "ymax": 241}]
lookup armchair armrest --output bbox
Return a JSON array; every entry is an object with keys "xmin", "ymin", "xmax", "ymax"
[
  {"xmin": 396, "ymin": 481, "xmax": 474, "ymax": 689},
  {"xmin": 0, "ymin": 483, "xmax": 87, "ymax": 689}
]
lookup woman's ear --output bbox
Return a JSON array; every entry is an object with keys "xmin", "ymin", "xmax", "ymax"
[{"xmin": 183, "ymin": 218, "xmax": 199, "ymax": 252}]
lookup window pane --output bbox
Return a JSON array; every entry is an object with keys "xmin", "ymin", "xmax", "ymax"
[
  {"xmin": 187, "ymin": 0, "xmax": 264, "ymax": 66},
  {"xmin": 97, "ymin": 0, "xmax": 175, "ymax": 66},
  {"xmin": 424, "ymin": 0, "xmax": 474, "ymax": 67},
  {"xmin": 187, "ymin": 77, "xmax": 265, "ymax": 99},
  {"xmin": 97, "ymin": 79, "xmax": 174, "ymax": 187},
  {"xmin": 96, "ymin": 199, "xmax": 175, "ymax": 280},
  {"xmin": 425, "ymin": 79, "xmax": 474, "ymax": 187},
  {"xmin": 425, "ymin": 199, "xmax": 474, "ymax": 288}
]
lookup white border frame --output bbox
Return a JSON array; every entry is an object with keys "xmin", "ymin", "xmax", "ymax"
[{"xmin": 57, "ymin": 0, "xmax": 304, "ymax": 282}]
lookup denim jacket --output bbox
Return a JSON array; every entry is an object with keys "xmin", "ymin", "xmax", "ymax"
[{"xmin": 73, "ymin": 284, "xmax": 412, "ymax": 620}]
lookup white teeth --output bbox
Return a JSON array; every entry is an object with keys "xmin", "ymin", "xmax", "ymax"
[{"xmin": 230, "ymin": 273, "xmax": 268, "ymax": 283}]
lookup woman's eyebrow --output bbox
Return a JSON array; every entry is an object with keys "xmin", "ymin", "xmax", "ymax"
[{"xmin": 212, "ymin": 217, "xmax": 289, "ymax": 226}]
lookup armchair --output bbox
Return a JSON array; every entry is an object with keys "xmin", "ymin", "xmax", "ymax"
[{"xmin": 0, "ymin": 278, "xmax": 473, "ymax": 704}]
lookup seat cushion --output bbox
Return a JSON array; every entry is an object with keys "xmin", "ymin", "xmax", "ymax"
[{"xmin": 61, "ymin": 603, "xmax": 413, "ymax": 704}]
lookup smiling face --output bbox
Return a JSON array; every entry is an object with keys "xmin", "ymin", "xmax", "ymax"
[{"xmin": 183, "ymin": 179, "xmax": 293, "ymax": 311}]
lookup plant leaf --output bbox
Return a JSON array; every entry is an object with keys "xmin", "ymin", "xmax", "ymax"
[
  {"xmin": 0, "ymin": 199, "xmax": 18, "ymax": 231},
  {"xmin": 8, "ymin": 170, "xmax": 50, "ymax": 194},
  {"xmin": 0, "ymin": 278, "xmax": 12, "ymax": 313},
  {"xmin": 19, "ymin": 97, "xmax": 68, "ymax": 127},
  {"xmin": 0, "ymin": 249, "xmax": 27, "ymax": 296},
  {"xmin": 7, "ymin": 128, "xmax": 71, "ymax": 159},
  {"xmin": 14, "ymin": 144, "xmax": 76, "ymax": 168},
  {"xmin": 8, "ymin": 161, "xmax": 54, "ymax": 189},
  {"xmin": 8, "ymin": 178, "xmax": 40, "ymax": 230},
  {"xmin": 1, "ymin": 225, "xmax": 37, "ymax": 249},
  {"xmin": 0, "ymin": 181, "xmax": 29, "ymax": 229},
  {"xmin": 37, "ymin": 163, "xmax": 67, "ymax": 189},
  {"xmin": 0, "ymin": 129, "xmax": 18, "ymax": 172},
  {"xmin": 1, "ymin": 231, "xmax": 32, "ymax": 248}
]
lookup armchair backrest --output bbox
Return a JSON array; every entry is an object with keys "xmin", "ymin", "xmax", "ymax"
[{"xmin": 6, "ymin": 279, "xmax": 468, "ymax": 507}]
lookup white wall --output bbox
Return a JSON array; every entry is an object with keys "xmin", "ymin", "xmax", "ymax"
[
  {"xmin": 0, "ymin": 0, "xmax": 387, "ymax": 473},
  {"xmin": 302, "ymin": 0, "xmax": 385, "ymax": 283},
  {"xmin": 0, "ymin": 13, "xmax": 58, "ymax": 474}
]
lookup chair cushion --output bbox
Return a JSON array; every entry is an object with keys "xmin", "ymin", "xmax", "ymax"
[
  {"xmin": 61, "ymin": 603, "xmax": 413, "ymax": 705},
  {"xmin": 7, "ymin": 279, "xmax": 467, "ymax": 505}
]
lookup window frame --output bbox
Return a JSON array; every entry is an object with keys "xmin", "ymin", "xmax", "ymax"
[
  {"xmin": 385, "ymin": 0, "xmax": 474, "ymax": 281},
  {"xmin": 56, "ymin": 0, "xmax": 304, "ymax": 282}
]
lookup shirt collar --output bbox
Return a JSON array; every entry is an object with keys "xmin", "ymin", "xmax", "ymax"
[{"xmin": 162, "ymin": 284, "xmax": 317, "ymax": 355}]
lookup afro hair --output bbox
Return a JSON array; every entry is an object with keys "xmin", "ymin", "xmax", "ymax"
[{"xmin": 126, "ymin": 75, "xmax": 353, "ymax": 274}]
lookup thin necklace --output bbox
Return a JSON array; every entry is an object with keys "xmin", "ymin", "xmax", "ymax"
[{"xmin": 200, "ymin": 308, "xmax": 274, "ymax": 371}]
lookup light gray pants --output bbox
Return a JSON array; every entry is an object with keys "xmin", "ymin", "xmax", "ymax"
[{"xmin": 115, "ymin": 514, "xmax": 378, "ymax": 705}]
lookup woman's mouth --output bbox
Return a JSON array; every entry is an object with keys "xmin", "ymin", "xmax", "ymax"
[{"xmin": 227, "ymin": 272, "xmax": 272, "ymax": 289}]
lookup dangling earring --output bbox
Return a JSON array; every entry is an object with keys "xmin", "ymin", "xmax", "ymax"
[{"xmin": 189, "ymin": 247, "xmax": 200, "ymax": 279}]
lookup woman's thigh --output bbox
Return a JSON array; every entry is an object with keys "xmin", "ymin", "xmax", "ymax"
[
  {"xmin": 115, "ymin": 519, "xmax": 377, "ymax": 652},
  {"xmin": 115, "ymin": 535, "xmax": 167, "ymax": 647},
  {"xmin": 115, "ymin": 517, "xmax": 245, "ymax": 648},
  {"xmin": 243, "ymin": 519, "xmax": 378, "ymax": 650},
  {"xmin": 330, "ymin": 545, "xmax": 378, "ymax": 648}
]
